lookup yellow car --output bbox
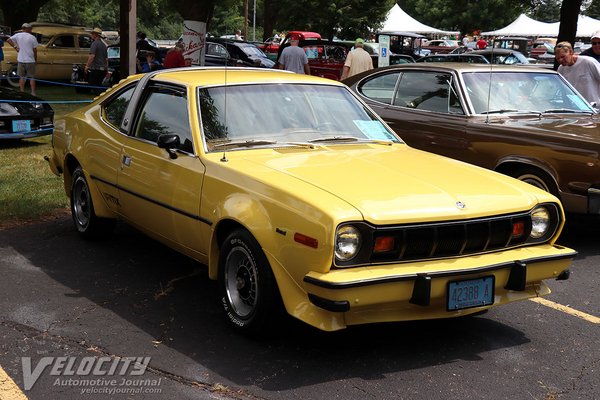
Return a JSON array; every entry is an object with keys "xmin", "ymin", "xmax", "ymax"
[
  {"xmin": 47, "ymin": 67, "xmax": 576, "ymax": 335},
  {"xmin": 2, "ymin": 23, "xmax": 93, "ymax": 87}
]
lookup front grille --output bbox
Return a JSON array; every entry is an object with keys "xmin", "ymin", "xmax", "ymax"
[
  {"xmin": 367, "ymin": 214, "xmax": 532, "ymax": 263},
  {"xmin": 335, "ymin": 211, "xmax": 536, "ymax": 267}
]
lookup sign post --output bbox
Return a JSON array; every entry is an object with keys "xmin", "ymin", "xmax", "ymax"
[{"xmin": 378, "ymin": 35, "xmax": 390, "ymax": 68}]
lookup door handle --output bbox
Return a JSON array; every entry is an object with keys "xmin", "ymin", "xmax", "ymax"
[{"xmin": 122, "ymin": 155, "xmax": 132, "ymax": 167}]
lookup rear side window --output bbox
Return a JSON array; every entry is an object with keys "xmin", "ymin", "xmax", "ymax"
[
  {"xmin": 52, "ymin": 35, "xmax": 75, "ymax": 48},
  {"xmin": 393, "ymin": 71, "xmax": 462, "ymax": 114},
  {"xmin": 358, "ymin": 72, "xmax": 401, "ymax": 104},
  {"xmin": 78, "ymin": 35, "xmax": 92, "ymax": 49},
  {"xmin": 104, "ymin": 86, "xmax": 136, "ymax": 129}
]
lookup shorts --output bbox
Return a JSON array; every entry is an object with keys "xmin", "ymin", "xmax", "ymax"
[{"xmin": 17, "ymin": 62, "xmax": 36, "ymax": 78}]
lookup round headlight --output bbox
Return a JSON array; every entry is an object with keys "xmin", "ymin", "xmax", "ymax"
[
  {"xmin": 530, "ymin": 206, "xmax": 550, "ymax": 239},
  {"xmin": 335, "ymin": 225, "xmax": 361, "ymax": 261}
]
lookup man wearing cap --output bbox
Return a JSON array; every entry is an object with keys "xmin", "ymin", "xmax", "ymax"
[
  {"xmin": 85, "ymin": 27, "xmax": 108, "ymax": 89},
  {"xmin": 278, "ymin": 35, "xmax": 310, "ymax": 74},
  {"xmin": 7, "ymin": 23, "xmax": 38, "ymax": 95},
  {"xmin": 340, "ymin": 38, "xmax": 373, "ymax": 80},
  {"xmin": 581, "ymin": 30, "xmax": 600, "ymax": 63}
]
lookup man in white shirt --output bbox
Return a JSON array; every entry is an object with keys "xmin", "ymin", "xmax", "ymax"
[
  {"xmin": 555, "ymin": 41, "xmax": 600, "ymax": 108},
  {"xmin": 7, "ymin": 23, "xmax": 39, "ymax": 95},
  {"xmin": 341, "ymin": 38, "xmax": 373, "ymax": 80}
]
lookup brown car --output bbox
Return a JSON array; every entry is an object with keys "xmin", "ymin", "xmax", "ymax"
[{"xmin": 343, "ymin": 63, "xmax": 600, "ymax": 215}]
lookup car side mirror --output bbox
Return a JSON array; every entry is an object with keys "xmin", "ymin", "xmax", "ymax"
[{"xmin": 157, "ymin": 134, "xmax": 180, "ymax": 159}]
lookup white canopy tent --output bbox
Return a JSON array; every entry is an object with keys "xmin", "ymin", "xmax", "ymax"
[
  {"xmin": 572, "ymin": 15, "xmax": 600, "ymax": 37},
  {"xmin": 482, "ymin": 13, "xmax": 600, "ymax": 38},
  {"xmin": 481, "ymin": 14, "xmax": 558, "ymax": 36},
  {"xmin": 381, "ymin": 4, "xmax": 459, "ymax": 36}
]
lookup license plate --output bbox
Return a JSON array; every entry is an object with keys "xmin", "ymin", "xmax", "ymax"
[
  {"xmin": 447, "ymin": 276, "xmax": 494, "ymax": 311},
  {"xmin": 12, "ymin": 120, "xmax": 31, "ymax": 132}
]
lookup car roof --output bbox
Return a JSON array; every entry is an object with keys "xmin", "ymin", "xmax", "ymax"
[
  {"xmin": 471, "ymin": 48, "xmax": 522, "ymax": 55},
  {"xmin": 351, "ymin": 62, "xmax": 556, "ymax": 76},
  {"xmin": 140, "ymin": 67, "xmax": 345, "ymax": 87}
]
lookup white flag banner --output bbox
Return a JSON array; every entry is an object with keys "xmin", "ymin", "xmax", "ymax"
[{"xmin": 182, "ymin": 20, "xmax": 206, "ymax": 66}]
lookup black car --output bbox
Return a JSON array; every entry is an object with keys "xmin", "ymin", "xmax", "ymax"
[
  {"xmin": 204, "ymin": 38, "xmax": 275, "ymax": 68},
  {"xmin": 0, "ymin": 88, "xmax": 54, "ymax": 140}
]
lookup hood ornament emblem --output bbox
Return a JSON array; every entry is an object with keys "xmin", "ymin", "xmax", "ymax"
[{"xmin": 456, "ymin": 201, "xmax": 466, "ymax": 209}]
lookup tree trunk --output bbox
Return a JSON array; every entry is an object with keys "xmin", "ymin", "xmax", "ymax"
[
  {"xmin": 176, "ymin": 0, "xmax": 216, "ymax": 29},
  {"xmin": 554, "ymin": 0, "xmax": 583, "ymax": 70},
  {"xmin": 262, "ymin": 0, "xmax": 278, "ymax": 41},
  {"xmin": 557, "ymin": 0, "xmax": 583, "ymax": 44}
]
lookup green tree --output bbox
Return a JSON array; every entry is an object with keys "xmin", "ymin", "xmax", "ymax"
[
  {"xmin": 264, "ymin": 0, "xmax": 395, "ymax": 40},
  {"xmin": 584, "ymin": 0, "xmax": 600, "ymax": 18},
  {"xmin": 529, "ymin": 0, "xmax": 562, "ymax": 22},
  {"xmin": 0, "ymin": 0, "xmax": 53, "ymax": 32}
]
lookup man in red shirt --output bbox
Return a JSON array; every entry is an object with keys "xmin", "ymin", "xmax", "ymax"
[
  {"xmin": 164, "ymin": 42, "xmax": 186, "ymax": 68},
  {"xmin": 476, "ymin": 37, "xmax": 487, "ymax": 49}
]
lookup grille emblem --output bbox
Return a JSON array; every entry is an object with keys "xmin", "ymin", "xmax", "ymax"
[{"xmin": 456, "ymin": 201, "xmax": 466, "ymax": 209}]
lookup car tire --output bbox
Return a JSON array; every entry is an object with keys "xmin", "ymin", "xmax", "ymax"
[
  {"xmin": 512, "ymin": 167, "xmax": 558, "ymax": 196},
  {"xmin": 6, "ymin": 65, "xmax": 20, "ymax": 88},
  {"xmin": 219, "ymin": 229, "xmax": 280, "ymax": 336},
  {"xmin": 70, "ymin": 166, "xmax": 115, "ymax": 239}
]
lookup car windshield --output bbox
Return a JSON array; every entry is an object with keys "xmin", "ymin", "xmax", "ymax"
[
  {"xmin": 198, "ymin": 83, "xmax": 400, "ymax": 151},
  {"xmin": 240, "ymin": 43, "xmax": 267, "ymax": 58},
  {"xmin": 462, "ymin": 71, "xmax": 596, "ymax": 114},
  {"xmin": 107, "ymin": 47, "xmax": 120, "ymax": 58}
]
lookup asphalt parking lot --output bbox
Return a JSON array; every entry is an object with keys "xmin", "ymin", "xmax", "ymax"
[{"xmin": 0, "ymin": 213, "xmax": 599, "ymax": 400}]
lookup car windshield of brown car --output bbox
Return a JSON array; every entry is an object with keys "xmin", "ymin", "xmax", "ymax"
[
  {"xmin": 198, "ymin": 84, "xmax": 400, "ymax": 152},
  {"xmin": 462, "ymin": 71, "xmax": 596, "ymax": 115}
]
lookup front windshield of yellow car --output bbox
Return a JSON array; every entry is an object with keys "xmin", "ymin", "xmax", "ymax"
[
  {"xmin": 463, "ymin": 71, "xmax": 596, "ymax": 114},
  {"xmin": 198, "ymin": 83, "xmax": 401, "ymax": 152}
]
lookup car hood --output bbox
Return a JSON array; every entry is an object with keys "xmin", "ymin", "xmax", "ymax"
[
  {"xmin": 480, "ymin": 114, "xmax": 600, "ymax": 142},
  {"xmin": 235, "ymin": 144, "xmax": 547, "ymax": 224}
]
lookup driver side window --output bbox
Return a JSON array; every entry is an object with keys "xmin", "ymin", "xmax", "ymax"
[{"xmin": 133, "ymin": 85, "xmax": 194, "ymax": 154}]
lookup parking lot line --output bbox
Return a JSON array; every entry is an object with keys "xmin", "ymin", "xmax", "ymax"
[
  {"xmin": 0, "ymin": 365, "xmax": 28, "ymax": 400},
  {"xmin": 530, "ymin": 297, "xmax": 600, "ymax": 324}
]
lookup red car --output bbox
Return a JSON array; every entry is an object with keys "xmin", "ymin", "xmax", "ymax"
[{"xmin": 276, "ymin": 39, "xmax": 348, "ymax": 81}]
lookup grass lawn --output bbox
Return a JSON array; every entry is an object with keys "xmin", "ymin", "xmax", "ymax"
[
  {"xmin": 0, "ymin": 84, "xmax": 95, "ymax": 227},
  {"xmin": 0, "ymin": 136, "xmax": 69, "ymax": 226}
]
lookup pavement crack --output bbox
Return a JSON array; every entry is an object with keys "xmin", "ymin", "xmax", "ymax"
[{"xmin": 0, "ymin": 318, "xmax": 257, "ymax": 399}]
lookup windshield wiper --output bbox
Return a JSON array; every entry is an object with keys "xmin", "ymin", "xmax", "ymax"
[
  {"xmin": 308, "ymin": 136, "xmax": 360, "ymax": 143},
  {"xmin": 543, "ymin": 108, "xmax": 590, "ymax": 114},
  {"xmin": 211, "ymin": 139, "xmax": 278, "ymax": 150},
  {"xmin": 481, "ymin": 109, "xmax": 541, "ymax": 115}
]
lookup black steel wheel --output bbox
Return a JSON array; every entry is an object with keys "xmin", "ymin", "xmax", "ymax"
[{"xmin": 70, "ymin": 166, "xmax": 115, "ymax": 239}]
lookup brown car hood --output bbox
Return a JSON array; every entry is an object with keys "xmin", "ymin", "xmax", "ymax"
[{"xmin": 474, "ymin": 114, "xmax": 600, "ymax": 142}]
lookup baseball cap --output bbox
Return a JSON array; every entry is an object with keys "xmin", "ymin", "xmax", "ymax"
[
  {"xmin": 290, "ymin": 34, "xmax": 301, "ymax": 41},
  {"xmin": 21, "ymin": 23, "xmax": 32, "ymax": 29},
  {"xmin": 355, "ymin": 38, "xmax": 365, "ymax": 45},
  {"xmin": 592, "ymin": 30, "xmax": 600, "ymax": 40}
]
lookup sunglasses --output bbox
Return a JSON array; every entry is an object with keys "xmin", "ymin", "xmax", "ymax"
[{"xmin": 592, "ymin": 41, "xmax": 600, "ymax": 45}]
